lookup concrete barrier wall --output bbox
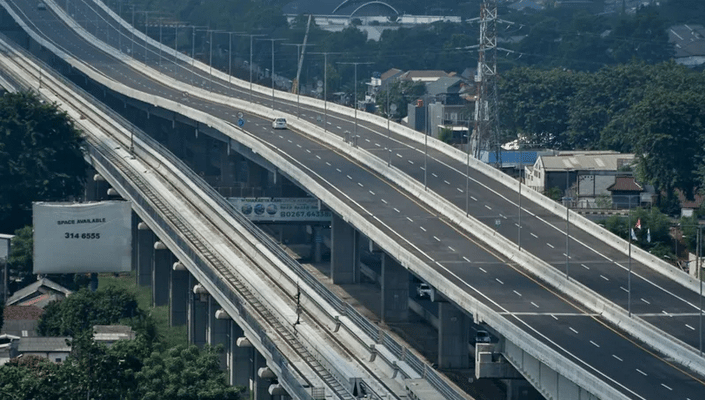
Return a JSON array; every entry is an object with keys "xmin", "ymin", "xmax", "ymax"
[{"xmin": 11, "ymin": 4, "xmax": 650, "ymax": 397}]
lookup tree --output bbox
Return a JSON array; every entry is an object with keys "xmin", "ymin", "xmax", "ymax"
[
  {"xmin": 0, "ymin": 92, "xmax": 87, "ymax": 232},
  {"xmin": 38, "ymin": 287, "xmax": 140, "ymax": 336},
  {"xmin": 622, "ymin": 89, "xmax": 705, "ymax": 201},
  {"xmin": 6, "ymin": 226, "xmax": 34, "ymax": 292},
  {"xmin": 137, "ymin": 344, "xmax": 243, "ymax": 400}
]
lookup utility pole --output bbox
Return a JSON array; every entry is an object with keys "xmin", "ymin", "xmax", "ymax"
[
  {"xmin": 284, "ymin": 43, "xmax": 315, "ymax": 118},
  {"xmin": 257, "ymin": 38, "xmax": 287, "ymax": 110},
  {"xmin": 472, "ymin": 0, "xmax": 500, "ymax": 166},
  {"xmin": 235, "ymin": 34, "xmax": 266, "ymax": 101}
]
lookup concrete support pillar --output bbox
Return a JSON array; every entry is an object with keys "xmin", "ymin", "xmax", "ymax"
[
  {"xmin": 152, "ymin": 241, "xmax": 171, "ymax": 307},
  {"xmin": 253, "ymin": 352, "xmax": 271, "ymax": 400},
  {"xmin": 189, "ymin": 280, "xmax": 208, "ymax": 348},
  {"xmin": 131, "ymin": 212, "xmax": 138, "ymax": 274},
  {"xmin": 331, "ymin": 215, "xmax": 358, "ymax": 284},
  {"xmin": 136, "ymin": 222, "xmax": 154, "ymax": 287},
  {"xmin": 170, "ymin": 261, "xmax": 189, "ymax": 326},
  {"xmin": 438, "ymin": 302, "xmax": 470, "ymax": 369},
  {"xmin": 381, "ymin": 253, "xmax": 409, "ymax": 323},
  {"xmin": 208, "ymin": 297, "xmax": 229, "ymax": 369},
  {"xmin": 229, "ymin": 323, "xmax": 251, "ymax": 389},
  {"xmin": 312, "ymin": 225, "xmax": 323, "ymax": 263}
]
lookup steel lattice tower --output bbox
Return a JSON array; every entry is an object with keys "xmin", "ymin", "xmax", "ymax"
[{"xmin": 472, "ymin": 0, "xmax": 501, "ymax": 164}]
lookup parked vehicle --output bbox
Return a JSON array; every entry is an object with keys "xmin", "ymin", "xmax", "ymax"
[
  {"xmin": 475, "ymin": 330, "xmax": 491, "ymax": 343},
  {"xmin": 417, "ymin": 282, "xmax": 432, "ymax": 298}
]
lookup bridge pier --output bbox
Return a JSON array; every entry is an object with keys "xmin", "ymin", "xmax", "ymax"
[
  {"xmin": 152, "ymin": 241, "xmax": 171, "ymax": 306},
  {"xmin": 189, "ymin": 278, "xmax": 208, "ymax": 348},
  {"xmin": 438, "ymin": 302, "xmax": 470, "ymax": 369},
  {"xmin": 253, "ymin": 352, "xmax": 273, "ymax": 400},
  {"xmin": 207, "ymin": 297, "xmax": 229, "ymax": 369},
  {"xmin": 136, "ymin": 222, "xmax": 154, "ymax": 287},
  {"xmin": 229, "ymin": 323, "xmax": 251, "ymax": 389},
  {"xmin": 170, "ymin": 261, "xmax": 189, "ymax": 326},
  {"xmin": 331, "ymin": 214, "xmax": 359, "ymax": 284},
  {"xmin": 381, "ymin": 253, "xmax": 409, "ymax": 322}
]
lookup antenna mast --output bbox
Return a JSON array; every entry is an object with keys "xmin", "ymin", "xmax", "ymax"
[{"xmin": 472, "ymin": 0, "xmax": 501, "ymax": 164}]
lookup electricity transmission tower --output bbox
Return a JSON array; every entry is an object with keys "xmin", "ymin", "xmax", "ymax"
[{"xmin": 472, "ymin": 0, "xmax": 501, "ymax": 165}]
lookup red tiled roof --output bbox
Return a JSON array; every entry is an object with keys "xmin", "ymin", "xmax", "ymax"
[
  {"xmin": 677, "ymin": 190, "xmax": 704, "ymax": 209},
  {"xmin": 607, "ymin": 176, "xmax": 643, "ymax": 192},
  {"xmin": 4, "ymin": 305, "xmax": 44, "ymax": 320}
]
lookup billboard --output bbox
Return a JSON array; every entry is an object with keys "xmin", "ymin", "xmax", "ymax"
[
  {"xmin": 228, "ymin": 197, "xmax": 332, "ymax": 222},
  {"xmin": 33, "ymin": 201, "xmax": 132, "ymax": 273}
]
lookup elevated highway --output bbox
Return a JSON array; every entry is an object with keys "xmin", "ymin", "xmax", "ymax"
[{"xmin": 2, "ymin": 0, "xmax": 705, "ymax": 398}]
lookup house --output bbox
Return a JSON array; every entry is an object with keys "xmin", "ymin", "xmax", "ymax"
[
  {"xmin": 1, "ymin": 305, "xmax": 44, "ymax": 337},
  {"xmin": 677, "ymin": 191, "xmax": 705, "ymax": 218},
  {"xmin": 6, "ymin": 277, "xmax": 72, "ymax": 309},
  {"xmin": 479, "ymin": 150, "xmax": 544, "ymax": 178},
  {"xmin": 407, "ymin": 77, "xmax": 475, "ymax": 138},
  {"xmin": 525, "ymin": 152, "xmax": 636, "ymax": 207},
  {"xmin": 668, "ymin": 25, "xmax": 705, "ymax": 67},
  {"xmin": 399, "ymin": 70, "xmax": 452, "ymax": 83},
  {"xmin": 17, "ymin": 336, "xmax": 71, "ymax": 363},
  {"xmin": 93, "ymin": 325, "xmax": 136, "ymax": 346},
  {"xmin": 0, "ymin": 334, "xmax": 20, "ymax": 365},
  {"xmin": 607, "ymin": 176, "xmax": 644, "ymax": 209}
]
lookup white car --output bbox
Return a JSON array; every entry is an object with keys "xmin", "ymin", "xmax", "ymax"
[
  {"xmin": 37, "ymin": 2, "xmax": 47, "ymax": 10},
  {"xmin": 272, "ymin": 118, "xmax": 287, "ymax": 129},
  {"xmin": 416, "ymin": 283, "xmax": 432, "ymax": 298},
  {"xmin": 475, "ymin": 330, "xmax": 491, "ymax": 343}
]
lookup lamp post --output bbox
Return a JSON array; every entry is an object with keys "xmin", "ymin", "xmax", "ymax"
[
  {"xmin": 311, "ymin": 52, "xmax": 339, "ymax": 132},
  {"xmin": 337, "ymin": 61, "xmax": 373, "ymax": 145},
  {"xmin": 257, "ymin": 38, "xmax": 287, "ymax": 110},
  {"xmin": 283, "ymin": 43, "xmax": 315, "ymax": 119},
  {"xmin": 235, "ymin": 34, "xmax": 266, "ymax": 101},
  {"xmin": 563, "ymin": 170, "xmax": 573, "ymax": 279},
  {"xmin": 190, "ymin": 26, "xmax": 208, "ymax": 85}
]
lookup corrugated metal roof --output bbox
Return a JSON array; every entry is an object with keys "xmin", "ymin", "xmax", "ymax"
[
  {"xmin": 538, "ymin": 153, "xmax": 634, "ymax": 171},
  {"xmin": 18, "ymin": 337, "xmax": 71, "ymax": 353}
]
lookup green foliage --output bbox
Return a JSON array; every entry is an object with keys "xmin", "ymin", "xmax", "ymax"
[
  {"xmin": 0, "ymin": 92, "xmax": 87, "ymax": 232},
  {"xmin": 137, "ymin": 344, "xmax": 243, "ymax": 400},
  {"xmin": 438, "ymin": 127, "xmax": 453, "ymax": 144},
  {"xmin": 599, "ymin": 208, "xmax": 675, "ymax": 260},
  {"xmin": 545, "ymin": 187, "xmax": 562, "ymax": 202},
  {"xmin": 7, "ymin": 226, "xmax": 33, "ymax": 291},
  {"xmin": 375, "ymin": 80, "xmax": 426, "ymax": 119},
  {"xmin": 38, "ymin": 287, "xmax": 139, "ymax": 336}
]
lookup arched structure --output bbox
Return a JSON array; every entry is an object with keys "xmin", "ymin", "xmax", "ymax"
[{"xmin": 333, "ymin": 0, "xmax": 398, "ymax": 16}]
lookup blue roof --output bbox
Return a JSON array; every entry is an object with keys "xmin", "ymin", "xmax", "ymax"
[{"xmin": 482, "ymin": 150, "xmax": 537, "ymax": 167}]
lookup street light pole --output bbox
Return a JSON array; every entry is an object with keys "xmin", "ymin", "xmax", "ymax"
[
  {"xmin": 337, "ymin": 61, "xmax": 373, "ymax": 147},
  {"xmin": 235, "ymin": 34, "xmax": 266, "ymax": 100},
  {"xmin": 628, "ymin": 196, "xmax": 632, "ymax": 317},
  {"xmin": 284, "ymin": 43, "xmax": 315, "ymax": 119},
  {"xmin": 564, "ymin": 170, "xmax": 571, "ymax": 279},
  {"xmin": 257, "ymin": 38, "xmax": 286, "ymax": 110}
]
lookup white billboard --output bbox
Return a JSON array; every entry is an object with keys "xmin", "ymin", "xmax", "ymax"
[
  {"xmin": 33, "ymin": 201, "xmax": 132, "ymax": 273},
  {"xmin": 228, "ymin": 197, "xmax": 332, "ymax": 222}
]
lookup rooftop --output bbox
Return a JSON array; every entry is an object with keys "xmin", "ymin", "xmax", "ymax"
[
  {"xmin": 607, "ymin": 176, "xmax": 643, "ymax": 192},
  {"xmin": 537, "ymin": 152, "xmax": 635, "ymax": 171},
  {"xmin": 3, "ymin": 306, "xmax": 44, "ymax": 321},
  {"xmin": 17, "ymin": 337, "xmax": 71, "ymax": 353}
]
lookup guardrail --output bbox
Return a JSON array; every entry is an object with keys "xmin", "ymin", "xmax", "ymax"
[{"xmin": 7, "ymin": 4, "xmax": 635, "ymax": 398}]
